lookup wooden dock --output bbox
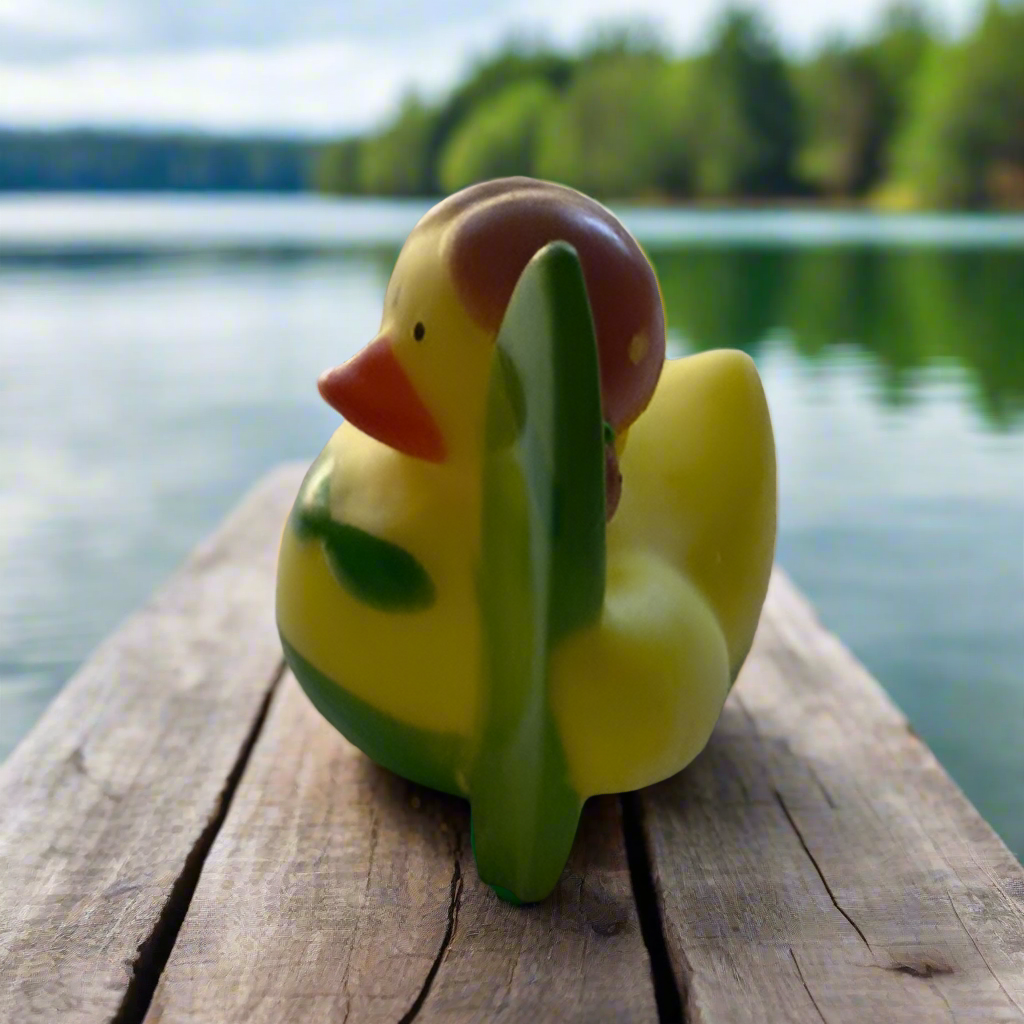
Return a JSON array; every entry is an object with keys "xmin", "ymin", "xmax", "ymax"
[{"xmin": 1, "ymin": 464, "xmax": 1021, "ymax": 1024}]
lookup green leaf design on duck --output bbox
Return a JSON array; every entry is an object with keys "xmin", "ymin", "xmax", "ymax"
[
  {"xmin": 291, "ymin": 464, "xmax": 436, "ymax": 613},
  {"xmin": 471, "ymin": 241, "xmax": 607, "ymax": 902}
]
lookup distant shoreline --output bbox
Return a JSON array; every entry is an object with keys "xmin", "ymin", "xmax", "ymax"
[
  {"xmin": 2, "ymin": 195, "xmax": 1022, "ymax": 263},
  {"xmin": 2, "ymin": 189, "xmax": 1024, "ymax": 216}
]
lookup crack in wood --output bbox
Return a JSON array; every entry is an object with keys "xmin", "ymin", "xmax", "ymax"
[
  {"xmin": 397, "ymin": 831, "xmax": 463, "ymax": 1024},
  {"xmin": 885, "ymin": 962, "xmax": 954, "ymax": 979},
  {"xmin": 621, "ymin": 792, "xmax": 686, "ymax": 1024},
  {"xmin": 109, "ymin": 659, "xmax": 288, "ymax": 1024},
  {"xmin": 789, "ymin": 947, "xmax": 828, "ymax": 1024},
  {"xmin": 774, "ymin": 789, "xmax": 871, "ymax": 951},
  {"xmin": 336, "ymin": 807, "xmax": 380, "ymax": 1018}
]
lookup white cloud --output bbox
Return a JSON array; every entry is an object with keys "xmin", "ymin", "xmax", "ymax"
[
  {"xmin": 0, "ymin": 0, "xmax": 984, "ymax": 134},
  {"xmin": 0, "ymin": 0, "xmax": 499, "ymax": 58},
  {"xmin": 0, "ymin": 0, "xmax": 139, "ymax": 57},
  {"xmin": 0, "ymin": 29, "xmax": 495, "ymax": 134}
]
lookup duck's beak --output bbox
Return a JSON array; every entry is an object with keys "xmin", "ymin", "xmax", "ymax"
[{"xmin": 318, "ymin": 336, "xmax": 447, "ymax": 463}]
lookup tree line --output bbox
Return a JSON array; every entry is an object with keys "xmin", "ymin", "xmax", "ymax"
[
  {"xmin": 2, "ymin": 2, "xmax": 1019, "ymax": 206},
  {"xmin": 0, "ymin": 130, "xmax": 314, "ymax": 192},
  {"xmin": 317, "ymin": 1, "xmax": 1024, "ymax": 208}
]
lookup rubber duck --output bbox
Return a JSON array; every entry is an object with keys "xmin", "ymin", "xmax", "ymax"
[{"xmin": 276, "ymin": 178, "xmax": 776, "ymax": 903}]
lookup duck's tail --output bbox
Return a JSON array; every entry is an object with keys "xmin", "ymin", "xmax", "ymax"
[{"xmin": 614, "ymin": 349, "xmax": 777, "ymax": 681}]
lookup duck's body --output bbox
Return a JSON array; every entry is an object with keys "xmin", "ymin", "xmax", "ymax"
[
  {"xmin": 276, "ymin": 178, "xmax": 776, "ymax": 902},
  {"xmin": 277, "ymin": 347, "xmax": 774, "ymax": 798},
  {"xmin": 279, "ymin": 424, "xmax": 483, "ymax": 746},
  {"xmin": 551, "ymin": 350, "xmax": 775, "ymax": 796}
]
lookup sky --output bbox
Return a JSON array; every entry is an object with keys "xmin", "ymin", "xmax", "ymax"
[{"xmin": 0, "ymin": 0, "xmax": 982, "ymax": 136}]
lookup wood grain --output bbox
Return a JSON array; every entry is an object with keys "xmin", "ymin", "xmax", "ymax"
[
  {"xmin": 4, "ymin": 459, "xmax": 1021, "ymax": 1024},
  {"xmin": 0, "ymin": 465, "xmax": 303, "ymax": 1024},
  {"xmin": 414, "ymin": 793, "xmax": 655, "ymax": 1023},
  {"xmin": 145, "ymin": 672, "xmax": 657, "ymax": 1024},
  {"xmin": 641, "ymin": 570, "xmax": 1024, "ymax": 1023}
]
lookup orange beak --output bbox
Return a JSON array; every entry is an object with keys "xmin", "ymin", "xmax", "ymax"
[{"xmin": 318, "ymin": 337, "xmax": 446, "ymax": 463}]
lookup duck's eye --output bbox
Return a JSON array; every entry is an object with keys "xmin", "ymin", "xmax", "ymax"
[{"xmin": 413, "ymin": 322, "xmax": 425, "ymax": 341}]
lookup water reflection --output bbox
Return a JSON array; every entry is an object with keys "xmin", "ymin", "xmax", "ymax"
[{"xmin": 653, "ymin": 247, "xmax": 1024, "ymax": 428}]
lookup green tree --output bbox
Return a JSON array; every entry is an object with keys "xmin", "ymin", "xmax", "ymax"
[
  {"xmin": 657, "ymin": 61, "xmax": 700, "ymax": 196},
  {"xmin": 576, "ymin": 20, "xmax": 668, "ymax": 63},
  {"xmin": 893, "ymin": 1, "xmax": 1024, "ymax": 207},
  {"xmin": 689, "ymin": 9, "xmax": 799, "ymax": 197},
  {"xmin": 358, "ymin": 94, "xmax": 436, "ymax": 196},
  {"xmin": 794, "ymin": 6, "xmax": 933, "ymax": 200},
  {"xmin": 865, "ymin": 3, "xmax": 933, "ymax": 126},
  {"xmin": 534, "ymin": 55, "xmax": 695, "ymax": 198},
  {"xmin": 314, "ymin": 136, "xmax": 363, "ymax": 194},
  {"xmin": 797, "ymin": 42, "xmax": 888, "ymax": 196},
  {"xmin": 439, "ymin": 79, "xmax": 554, "ymax": 191},
  {"xmin": 424, "ymin": 39, "xmax": 575, "ymax": 192}
]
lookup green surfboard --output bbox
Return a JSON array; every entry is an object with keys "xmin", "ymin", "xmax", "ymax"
[{"xmin": 472, "ymin": 242, "xmax": 608, "ymax": 903}]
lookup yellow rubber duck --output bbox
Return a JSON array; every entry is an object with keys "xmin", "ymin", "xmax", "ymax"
[{"xmin": 277, "ymin": 178, "xmax": 776, "ymax": 903}]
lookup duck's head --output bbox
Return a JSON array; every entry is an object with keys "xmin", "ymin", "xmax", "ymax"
[
  {"xmin": 318, "ymin": 178, "xmax": 667, "ymax": 490},
  {"xmin": 318, "ymin": 222, "xmax": 493, "ymax": 464}
]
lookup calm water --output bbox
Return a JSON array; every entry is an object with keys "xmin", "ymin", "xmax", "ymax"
[{"xmin": 1, "ymin": 196, "xmax": 1022, "ymax": 858}]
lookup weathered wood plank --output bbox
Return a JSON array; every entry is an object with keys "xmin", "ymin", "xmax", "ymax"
[
  {"xmin": 5, "ymin": 460, "xmax": 1020, "ymax": 1024},
  {"xmin": 0, "ymin": 465, "xmax": 303, "ymax": 1024},
  {"xmin": 145, "ymin": 672, "xmax": 657, "ymax": 1023},
  {"xmin": 414, "ymin": 793, "xmax": 654, "ymax": 1023},
  {"xmin": 641, "ymin": 570, "xmax": 1024, "ymax": 1023},
  {"xmin": 143, "ymin": 671, "xmax": 457, "ymax": 1024}
]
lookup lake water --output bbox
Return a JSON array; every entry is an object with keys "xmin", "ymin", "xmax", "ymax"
[{"xmin": 2, "ymin": 195, "xmax": 1022, "ymax": 859}]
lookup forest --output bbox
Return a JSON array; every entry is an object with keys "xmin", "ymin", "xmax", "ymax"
[
  {"xmin": 0, "ymin": 130, "xmax": 313, "ymax": 192},
  {"xmin": 2, "ymin": 2, "xmax": 1022, "ymax": 207},
  {"xmin": 316, "ymin": 1, "xmax": 1024, "ymax": 208}
]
